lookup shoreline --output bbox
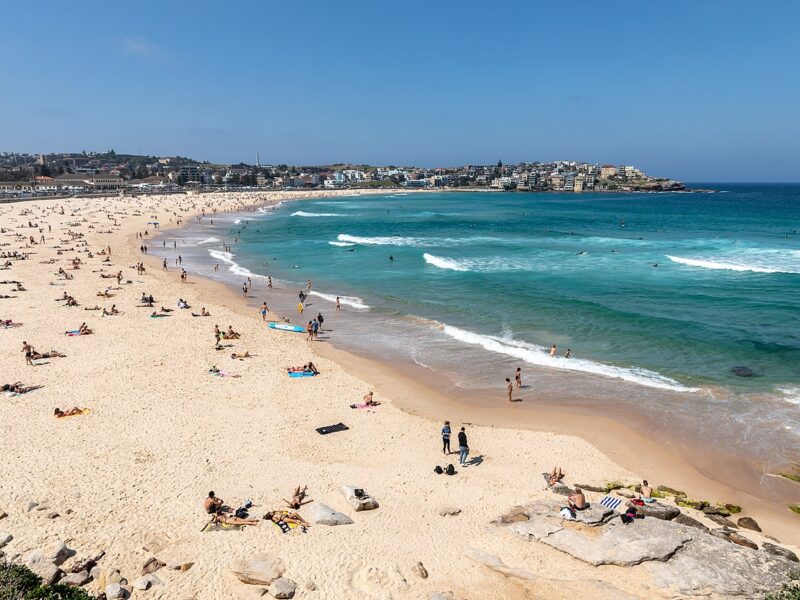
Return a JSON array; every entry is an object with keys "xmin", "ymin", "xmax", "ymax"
[{"xmin": 157, "ymin": 190, "xmax": 800, "ymax": 545}]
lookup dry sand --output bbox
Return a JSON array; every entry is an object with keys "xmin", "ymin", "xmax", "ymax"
[{"xmin": 0, "ymin": 190, "xmax": 796, "ymax": 599}]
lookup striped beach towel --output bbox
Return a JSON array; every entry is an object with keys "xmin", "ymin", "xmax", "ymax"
[{"xmin": 600, "ymin": 496, "xmax": 623, "ymax": 510}]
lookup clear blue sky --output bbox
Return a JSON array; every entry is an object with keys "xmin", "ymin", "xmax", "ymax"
[{"xmin": 2, "ymin": 1, "xmax": 799, "ymax": 181}]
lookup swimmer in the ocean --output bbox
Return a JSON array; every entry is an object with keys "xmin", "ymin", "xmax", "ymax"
[
  {"xmin": 652, "ymin": 263, "xmax": 659, "ymax": 267},
  {"xmin": 389, "ymin": 255, "xmax": 394, "ymax": 261}
]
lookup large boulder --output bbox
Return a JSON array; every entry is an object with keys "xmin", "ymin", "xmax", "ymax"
[
  {"xmin": 308, "ymin": 503, "xmax": 353, "ymax": 526},
  {"xmin": 0, "ymin": 532, "xmax": 11, "ymax": 548},
  {"xmin": 61, "ymin": 570, "xmax": 92, "ymax": 587},
  {"xmin": 28, "ymin": 561, "xmax": 62, "ymax": 585},
  {"xmin": 631, "ymin": 501, "xmax": 680, "ymax": 521},
  {"xmin": 27, "ymin": 540, "xmax": 74, "ymax": 566},
  {"xmin": 230, "ymin": 553, "xmax": 285, "ymax": 585},
  {"xmin": 737, "ymin": 516, "xmax": 761, "ymax": 532},
  {"xmin": 647, "ymin": 529, "xmax": 795, "ymax": 597},
  {"xmin": 340, "ymin": 485, "xmax": 379, "ymax": 511},
  {"xmin": 762, "ymin": 542, "xmax": 799, "ymax": 563}
]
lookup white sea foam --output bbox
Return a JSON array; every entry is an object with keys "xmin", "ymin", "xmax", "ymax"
[
  {"xmin": 292, "ymin": 211, "xmax": 344, "ymax": 217},
  {"xmin": 197, "ymin": 237, "xmax": 220, "ymax": 245},
  {"xmin": 423, "ymin": 253, "xmax": 469, "ymax": 271},
  {"xmin": 778, "ymin": 387, "xmax": 800, "ymax": 406},
  {"xmin": 441, "ymin": 324, "xmax": 698, "ymax": 392},
  {"xmin": 309, "ymin": 290, "xmax": 370, "ymax": 310},
  {"xmin": 328, "ymin": 241, "xmax": 356, "ymax": 247},
  {"xmin": 337, "ymin": 233, "xmax": 424, "ymax": 246},
  {"xmin": 666, "ymin": 253, "xmax": 800, "ymax": 274},
  {"xmin": 336, "ymin": 233, "xmax": 511, "ymax": 248},
  {"xmin": 208, "ymin": 249, "xmax": 256, "ymax": 278},
  {"xmin": 234, "ymin": 219, "xmax": 242, "ymax": 224}
]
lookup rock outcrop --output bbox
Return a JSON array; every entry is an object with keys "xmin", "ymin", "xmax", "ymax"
[
  {"xmin": 230, "ymin": 553, "xmax": 285, "ymax": 586},
  {"xmin": 308, "ymin": 503, "xmax": 353, "ymax": 526}
]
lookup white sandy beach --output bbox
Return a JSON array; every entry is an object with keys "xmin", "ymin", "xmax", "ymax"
[{"xmin": 1, "ymin": 190, "xmax": 797, "ymax": 599}]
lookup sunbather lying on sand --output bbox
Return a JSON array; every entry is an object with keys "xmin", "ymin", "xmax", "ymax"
[
  {"xmin": 287, "ymin": 362, "xmax": 319, "ymax": 375},
  {"xmin": 231, "ymin": 352, "xmax": 251, "ymax": 359},
  {"xmin": 0, "ymin": 319, "xmax": 20, "ymax": 328},
  {"xmin": 263, "ymin": 510, "xmax": 310, "ymax": 527},
  {"xmin": 84, "ymin": 305, "xmax": 102, "ymax": 311},
  {"xmin": 54, "ymin": 407, "xmax": 86, "ymax": 418},
  {"xmin": 283, "ymin": 485, "xmax": 312, "ymax": 510},
  {"xmin": 2, "ymin": 382, "xmax": 41, "ymax": 394},
  {"xmin": 191, "ymin": 307, "xmax": 210, "ymax": 317},
  {"xmin": 548, "ymin": 467, "xmax": 565, "ymax": 486},
  {"xmin": 213, "ymin": 512, "xmax": 260, "ymax": 527}
]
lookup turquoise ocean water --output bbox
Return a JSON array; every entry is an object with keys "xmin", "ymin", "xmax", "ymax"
[{"xmin": 160, "ymin": 185, "xmax": 800, "ymax": 471}]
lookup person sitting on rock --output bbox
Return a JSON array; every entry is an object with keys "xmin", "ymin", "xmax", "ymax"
[
  {"xmin": 568, "ymin": 487, "xmax": 587, "ymax": 511},
  {"xmin": 638, "ymin": 480, "xmax": 655, "ymax": 503}
]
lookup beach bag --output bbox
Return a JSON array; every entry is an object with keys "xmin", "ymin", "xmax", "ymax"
[
  {"xmin": 434, "ymin": 466, "xmax": 443, "ymax": 474},
  {"xmin": 445, "ymin": 464, "xmax": 455, "ymax": 476},
  {"xmin": 235, "ymin": 507, "xmax": 249, "ymax": 519},
  {"xmin": 560, "ymin": 507, "xmax": 576, "ymax": 520}
]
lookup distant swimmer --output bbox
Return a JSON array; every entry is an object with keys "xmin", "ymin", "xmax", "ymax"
[
  {"xmin": 652, "ymin": 263, "xmax": 659, "ymax": 268},
  {"xmin": 611, "ymin": 250, "xmax": 617, "ymax": 253},
  {"xmin": 389, "ymin": 255, "xmax": 394, "ymax": 261},
  {"xmin": 577, "ymin": 251, "xmax": 587, "ymax": 255},
  {"xmin": 549, "ymin": 344, "xmax": 557, "ymax": 358},
  {"xmin": 564, "ymin": 348, "xmax": 571, "ymax": 359}
]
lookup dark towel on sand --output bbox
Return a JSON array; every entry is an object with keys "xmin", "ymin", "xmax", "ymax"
[{"xmin": 316, "ymin": 422, "xmax": 349, "ymax": 435}]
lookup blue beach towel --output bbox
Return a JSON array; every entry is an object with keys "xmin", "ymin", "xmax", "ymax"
[
  {"xmin": 600, "ymin": 496, "xmax": 623, "ymax": 510},
  {"xmin": 288, "ymin": 371, "xmax": 317, "ymax": 378}
]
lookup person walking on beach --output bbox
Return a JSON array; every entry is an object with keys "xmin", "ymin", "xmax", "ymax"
[
  {"xmin": 316, "ymin": 312, "xmax": 324, "ymax": 332},
  {"xmin": 458, "ymin": 427, "xmax": 469, "ymax": 466},
  {"xmin": 260, "ymin": 302, "xmax": 269, "ymax": 322},
  {"xmin": 163, "ymin": 258, "xmax": 167, "ymax": 270},
  {"xmin": 242, "ymin": 282, "xmax": 248, "ymax": 298},
  {"xmin": 506, "ymin": 378, "xmax": 513, "ymax": 402},
  {"xmin": 267, "ymin": 276, "xmax": 272, "ymax": 289},
  {"xmin": 306, "ymin": 321, "xmax": 314, "ymax": 341},
  {"xmin": 549, "ymin": 344, "xmax": 557, "ymax": 358},
  {"xmin": 515, "ymin": 367, "xmax": 522, "ymax": 389},
  {"xmin": 441, "ymin": 421, "xmax": 451, "ymax": 454},
  {"xmin": 311, "ymin": 318, "xmax": 319, "ymax": 338},
  {"xmin": 336, "ymin": 297, "xmax": 341, "ymax": 311}
]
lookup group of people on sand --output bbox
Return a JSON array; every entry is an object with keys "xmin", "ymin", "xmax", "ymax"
[
  {"xmin": 287, "ymin": 362, "xmax": 319, "ymax": 375},
  {"xmin": 22, "ymin": 341, "xmax": 66, "ymax": 365},
  {"xmin": 203, "ymin": 489, "xmax": 312, "ymax": 529},
  {"xmin": 441, "ymin": 421, "xmax": 471, "ymax": 466}
]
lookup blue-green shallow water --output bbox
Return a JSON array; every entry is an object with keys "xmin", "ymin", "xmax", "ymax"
[{"xmin": 158, "ymin": 184, "xmax": 800, "ymax": 471}]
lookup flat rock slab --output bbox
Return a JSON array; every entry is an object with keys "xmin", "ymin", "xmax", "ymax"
[
  {"xmin": 647, "ymin": 530, "xmax": 796, "ymax": 597},
  {"xmin": 308, "ymin": 503, "xmax": 353, "ymax": 526},
  {"xmin": 542, "ymin": 518, "xmax": 692, "ymax": 567},
  {"xmin": 496, "ymin": 499, "xmax": 613, "ymax": 528},
  {"xmin": 230, "ymin": 553, "xmax": 285, "ymax": 586}
]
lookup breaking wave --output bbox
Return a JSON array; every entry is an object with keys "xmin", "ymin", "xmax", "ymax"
[
  {"xmin": 441, "ymin": 324, "xmax": 698, "ymax": 392},
  {"xmin": 423, "ymin": 253, "xmax": 469, "ymax": 271},
  {"xmin": 309, "ymin": 290, "xmax": 370, "ymax": 310}
]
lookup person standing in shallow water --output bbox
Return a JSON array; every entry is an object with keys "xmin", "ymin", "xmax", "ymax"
[
  {"xmin": 506, "ymin": 378, "xmax": 513, "ymax": 402},
  {"xmin": 515, "ymin": 367, "xmax": 522, "ymax": 389},
  {"xmin": 550, "ymin": 344, "xmax": 557, "ymax": 358}
]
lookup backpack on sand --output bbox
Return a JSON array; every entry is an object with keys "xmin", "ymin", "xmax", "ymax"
[
  {"xmin": 434, "ymin": 466, "xmax": 443, "ymax": 474},
  {"xmin": 445, "ymin": 464, "xmax": 455, "ymax": 476}
]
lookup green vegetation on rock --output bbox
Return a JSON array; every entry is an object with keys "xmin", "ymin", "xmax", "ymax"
[
  {"xmin": 766, "ymin": 569, "xmax": 800, "ymax": 600},
  {"xmin": 0, "ymin": 559, "xmax": 96, "ymax": 600}
]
